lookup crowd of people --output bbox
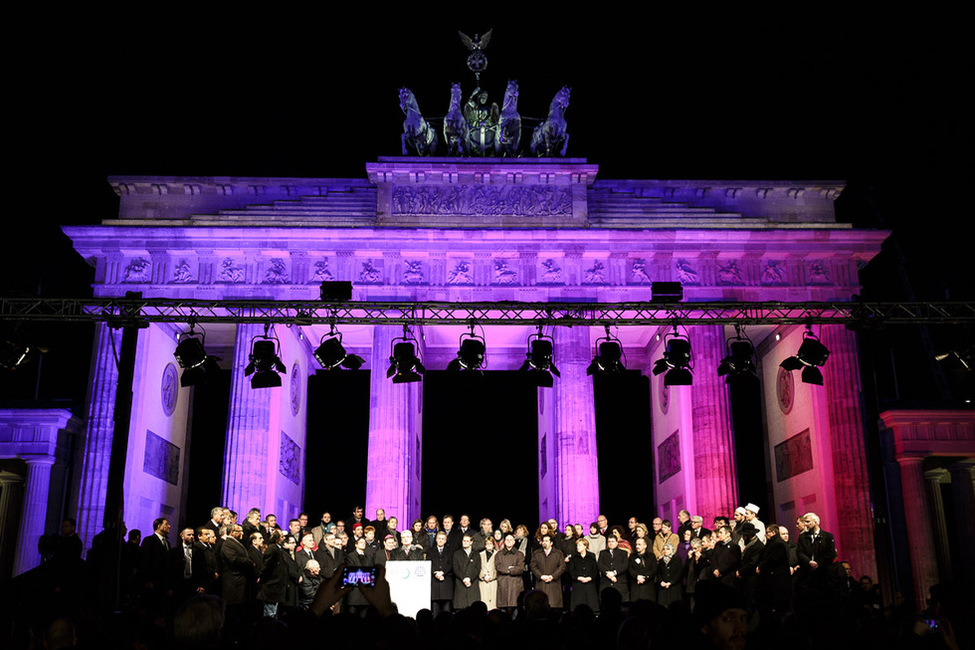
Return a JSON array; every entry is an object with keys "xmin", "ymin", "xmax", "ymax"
[{"xmin": 3, "ymin": 503, "xmax": 968, "ymax": 650}]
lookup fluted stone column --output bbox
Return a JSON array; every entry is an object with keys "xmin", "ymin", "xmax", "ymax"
[
  {"xmin": 75, "ymin": 322, "xmax": 120, "ymax": 553},
  {"xmin": 947, "ymin": 461, "xmax": 975, "ymax": 586},
  {"xmin": 222, "ymin": 323, "xmax": 273, "ymax": 517},
  {"xmin": 0, "ymin": 473, "xmax": 24, "ymax": 578},
  {"xmin": 546, "ymin": 326, "xmax": 599, "ymax": 527},
  {"xmin": 688, "ymin": 326, "xmax": 739, "ymax": 520},
  {"xmin": 13, "ymin": 457, "xmax": 54, "ymax": 576},
  {"xmin": 897, "ymin": 456, "xmax": 939, "ymax": 609},
  {"xmin": 820, "ymin": 325, "xmax": 877, "ymax": 578},
  {"xmin": 924, "ymin": 469, "xmax": 952, "ymax": 579},
  {"xmin": 366, "ymin": 325, "xmax": 422, "ymax": 526}
]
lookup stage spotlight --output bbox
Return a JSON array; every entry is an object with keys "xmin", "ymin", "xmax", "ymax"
[
  {"xmin": 780, "ymin": 327, "xmax": 830, "ymax": 385},
  {"xmin": 653, "ymin": 329, "xmax": 693, "ymax": 386},
  {"xmin": 244, "ymin": 335, "xmax": 287, "ymax": 389},
  {"xmin": 717, "ymin": 326, "xmax": 756, "ymax": 383},
  {"xmin": 174, "ymin": 326, "xmax": 220, "ymax": 387},
  {"xmin": 0, "ymin": 339, "xmax": 30, "ymax": 371},
  {"xmin": 446, "ymin": 327, "xmax": 486, "ymax": 374},
  {"xmin": 314, "ymin": 329, "xmax": 364, "ymax": 370},
  {"xmin": 588, "ymin": 326, "xmax": 626, "ymax": 375},
  {"xmin": 520, "ymin": 329, "xmax": 560, "ymax": 387},
  {"xmin": 387, "ymin": 327, "xmax": 425, "ymax": 383}
]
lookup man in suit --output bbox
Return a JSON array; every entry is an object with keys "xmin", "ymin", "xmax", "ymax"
[
  {"xmin": 756, "ymin": 524, "xmax": 793, "ymax": 615},
  {"xmin": 796, "ymin": 512, "xmax": 836, "ymax": 590},
  {"xmin": 453, "ymin": 534, "xmax": 483, "ymax": 609},
  {"xmin": 597, "ymin": 534, "xmax": 630, "ymax": 602},
  {"xmin": 430, "ymin": 531, "xmax": 454, "ymax": 614},
  {"xmin": 170, "ymin": 527, "xmax": 209, "ymax": 602},
  {"xmin": 689, "ymin": 515, "xmax": 712, "ymax": 540},
  {"xmin": 394, "ymin": 530, "xmax": 425, "ymax": 561},
  {"xmin": 711, "ymin": 526, "xmax": 741, "ymax": 587},
  {"xmin": 530, "ymin": 534, "xmax": 565, "ymax": 609},
  {"xmin": 219, "ymin": 524, "xmax": 254, "ymax": 607},
  {"xmin": 140, "ymin": 517, "xmax": 172, "ymax": 608}
]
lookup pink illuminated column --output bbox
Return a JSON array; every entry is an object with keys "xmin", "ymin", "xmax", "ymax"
[
  {"xmin": 897, "ymin": 455, "xmax": 939, "ymax": 609},
  {"xmin": 13, "ymin": 456, "xmax": 54, "ymax": 576},
  {"xmin": 688, "ymin": 326, "xmax": 739, "ymax": 520},
  {"xmin": 222, "ymin": 323, "xmax": 272, "ymax": 517},
  {"xmin": 75, "ymin": 322, "xmax": 120, "ymax": 552},
  {"xmin": 543, "ymin": 326, "xmax": 599, "ymax": 527},
  {"xmin": 366, "ymin": 326, "xmax": 422, "ymax": 526},
  {"xmin": 820, "ymin": 325, "xmax": 877, "ymax": 578}
]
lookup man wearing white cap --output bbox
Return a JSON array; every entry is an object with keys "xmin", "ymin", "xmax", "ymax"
[{"xmin": 743, "ymin": 503, "xmax": 766, "ymax": 543}]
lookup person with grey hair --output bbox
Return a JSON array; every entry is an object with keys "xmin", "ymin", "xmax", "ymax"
[{"xmin": 797, "ymin": 512, "xmax": 836, "ymax": 591}]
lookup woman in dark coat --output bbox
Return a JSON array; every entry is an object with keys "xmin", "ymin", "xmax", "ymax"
[
  {"xmin": 494, "ymin": 533, "xmax": 525, "ymax": 612},
  {"xmin": 568, "ymin": 537, "xmax": 600, "ymax": 614},
  {"xmin": 684, "ymin": 536, "xmax": 707, "ymax": 608},
  {"xmin": 628, "ymin": 537, "xmax": 656, "ymax": 602},
  {"xmin": 656, "ymin": 543, "xmax": 683, "ymax": 608}
]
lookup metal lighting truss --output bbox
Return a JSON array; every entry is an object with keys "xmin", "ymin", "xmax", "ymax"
[{"xmin": 2, "ymin": 297, "xmax": 974, "ymax": 327}]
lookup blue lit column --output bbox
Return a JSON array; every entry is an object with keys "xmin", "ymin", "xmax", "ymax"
[{"xmin": 13, "ymin": 456, "xmax": 54, "ymax": 575}]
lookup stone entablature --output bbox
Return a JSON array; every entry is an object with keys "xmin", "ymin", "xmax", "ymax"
[
  {"xmin": 64, "ymin": 226, "xmax": 887, "ymax": 301},
  {"xmin": 879, "ymin": 410, "xmax": 975, "ymax": 458}
]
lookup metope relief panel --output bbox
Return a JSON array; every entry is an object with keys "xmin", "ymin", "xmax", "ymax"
[
  {"xmin": 310, "ymin": 258, "xmax": 335, "ymax": 283},
  {"xmin": 492, "ymin": 259, "xmax": 519, "ymax": 285},
  {"xmin": 143, "ymin": 430, "xmax": 180, "ymax": 485},
  {"xmin": 402, "ymin": 260, "xmax": 426, "ymax": 285},
  {"xmin": 217, "ymin": 257, "xmax": 246, "ymax": 284},
  {"xmin": 629, "ymin": 259, "xmax": 652, "ymax": 285},
  {"xmin": 123, "ymin": 258, "xmax": 152, "ymax": 284},
  {"xmin": 279, "ymin": 432, "xmax": 301, "ymax": 485},
  {"xmin": 262, "ymin": 258, "xmax": 291, "ymax": 284},
  {"xmin": 392, "ymin": 185, "xmax": 572, "ymax": 216},
  {"xmin": 657, "ymin": 430, "xmax": 681, "ymax": 483},
  {"xmin": 446, "ymin": 260, "xmax": 474, "ymax": 285},
  {"xmin": 171, "ymin": 258, "xmax": 197, "ymax": 284},
  {"xmin": 537, "ymin": 259, "xmax": 564, "ymax": 285},
  {"xmin": 716, "ymin": 260, "xmax": 744, "ymax": 286},
  {"xmin": 805, "ymin": 261, "xmax": 833, "ymax": 285},
  {"xmin": 674, "ymin": 259, "xmax": 699, "ymax": 285},
  {"xmin": 761, "ymin": 260, "xmax": 788, "ymax": 285},
  {"xmin": 774, "ymin": 428, "xmax": 814, "ymax": 482},
  {"xmin": 357, "ymin": 260, "xmax": 383, "ymax": 284},
  {"xmin": 582, "ymin": 260, "xmax": 607, "ymax": 285}
]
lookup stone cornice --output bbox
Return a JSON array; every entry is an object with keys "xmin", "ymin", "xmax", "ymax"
[{"xmin": 880, "ymin": 409, "xmax": 975, "ymax": 458}]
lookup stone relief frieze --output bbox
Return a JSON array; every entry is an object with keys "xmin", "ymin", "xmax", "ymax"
[
  {"xmin": 311, "ymin": 259, "xmax": 334, "ymax": 282},
  {"xmin": 493, "ymin": 260, "xmax": 518, "ymax": 285},
  {"xmin": 358, "ymin": 261, "xmax": 383, "ymax": 284},
  {"xmin": 716, "ymin": 260, "xmax": 744, "ymax": 285},
  {"xmin": 263, "ymin": 258, "xmax": 290, "ymax": 284},
  {"xmin": 675, "ymin": 259, "xmax": 698, "ymax": 285},
  {"xmin": 403, "ymin": 260, "xmax": 425, "ymax": 284},
  {"xmin": 392, "ymin": 185, "xmax": 572, "ymax": 216},
  {"xmin": 807, "ymin": 261, "xmax": 832, "ymax": 285},
  {"xmin": 539, "ymin": 259, "xmax": 563, "ymax": 284},
  {"xmin": 630, "ymin": 259, "xmax": 652, "ymax": 285},
  {"xmin": 446, "ymin": 261, "xmax": 473, "ymax": 285},
  {"xmin": 583, "ymin": 261, "xmax": 606, "ymax": 285},
  {"xmin": 279, "ymin": 432, "xmax": 300, "ymax": 485},
  {"xmin": 218, "ymin": 258, "xmax": 245, "ymax": 283},
  {"xmin": 171, "ymin": 260, "xmax": 195, "ymax": 284},
  {"xmin": 123, "ymin": 258, "xmax": 151, "ymax": 283},
  {"xmin": 761, "ymin": 260, "xmax": 788, "ymax": 285}
]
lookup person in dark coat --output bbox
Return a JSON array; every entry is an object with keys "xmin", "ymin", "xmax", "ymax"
[
  {"xmin": 314, "ymin": 532, "xmax": 341, "ymax": 579},
  {"xmin": 140, "ymin": 517, "xmax": 172, "ymax": 600},
  {"xmin": 684, "ymin": 536, "xmax": 707, "ymax": 608},
  {"xmin": 628, "ymin": 537, "xmax": 656, "ymax": 602},
  {"xmin": 452, "ymin": 534, "xmax": 482, "ymax": 609},
  {"xmin": 495, "ymin": 533, "xmax": 525, "ymax": 612},
  {"xmin": 656, "ymin": 543, "xmax": 683, "ymax": 607},
  {"xmin": 429, "ymin": 531, "xmax": 454, "ymax": 614},
  {"xmin": 530, "ymin": 534, "xmax": 566, "ymax": 609},
  {"xmin": 245, "ymin": 531, "xmax": 264, "ymax": 605},
  {"xmin": 568, "ymin": 538, "xmax": 600, "ymax": 614},
  {"xmin": 796, "ymin": 512, "xmax": 836, "ymax": 591},
  {"xmin": 375, "ymin": 535, "xmax": 398, "ymax": 566},
  {"xmin": 298, "ymin": 559, "xmax": 322, "ymax": 610},
  {"xmin": 736, "ymin": 522, "xmax": 762, "ymax": 601},
  {"xmin": 257, "ymin": 532, "xmax": 291, "ymax": 618},
  {"xmin": 219, "ymin": 524, "xmax": 255, "ymax": 607},
  {"xmin": 756, "ymin": 523, "xmax": 793, "ymax": 615},
  {"xmin": 711, "ymin": 526, "xmax": 741, "ymax": 587},
  {"xmin": 169, "ymin": 527, "xmax": 209, "ymax": 603},
  {"xmin": 393, "ymin": 530, "xmax": 426, "ymax": 560},
  {"xmin": 597, "ymin": 534, "xmax": 630, "ymax": 602}
]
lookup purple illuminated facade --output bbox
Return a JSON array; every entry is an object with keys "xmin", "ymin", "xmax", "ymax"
[{"xmin": 58, "ymin": 158, "xmax": 892, "ymax": 579}]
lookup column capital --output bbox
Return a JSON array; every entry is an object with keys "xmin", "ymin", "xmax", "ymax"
[
  {"xmin": 21, "ymin": 455, "xmax": 56, "ymax": 468},
  {"xmin": 924, "ymin": 468, "xmax": 949, "ymax": 482}
]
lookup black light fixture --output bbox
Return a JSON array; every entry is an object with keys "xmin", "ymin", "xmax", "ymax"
[
  {"xmin": 520, "ymin": 327, "xmax": 560, "ymax": 387},
  {"xmin": 174, "ymin": 324, "xmax": 220, "ymax": 387},
  {"xmin": 446, "ymin": 325, "xmax": 486, "ymax": 374},
  {"xmin": 0, "ymin": 339, "xmax": 30, "ymax": 371},
  {"xmin": 780, "ymin": 325, "xmax": 830, "ymax": 385},
  {"xmin": 314, "ymin": 326, "xmax": 364, "ymax": 371},
  {"xmin": 244, "ymin": 324, "xmax": 287, "ymax": 389},
  {"xmin": 717, "ymin": 325, "xmax": 756, "ymax": 383},
  {"xmin": 587, "ymin": 326, "xmax": 626, "ymax": 375},
  {"xmin": 387, "ymin": 326, "xmax": 425, "ymax": 383},
  {"xmin": 653, "ymin": 326, "xmax": 693, "ymax": 386}
]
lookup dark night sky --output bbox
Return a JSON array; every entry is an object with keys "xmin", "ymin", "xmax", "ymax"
[{"xmin": 4, "ymin": 8, "xmax": 972, "ymax": 407}]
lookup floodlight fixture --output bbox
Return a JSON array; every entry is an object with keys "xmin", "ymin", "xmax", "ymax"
[
  {"xmin": 717, "ymin": 325, "xmax": 757, "ymax": 383},
  {"xmin": 244, "ymin": 324, "xmax": 287, "ymax": 388},
  {"xmin": 174, "ymin": 324, "xmax": 220, "ymax": 387},
  {"xmin": 652, "ymin": 326, "xmax": 693, "ymax": 386},
  {"xmin": 0, "ymin": 339, "xmax": 30, "ymax": 371},
  {"xmin": 520, "ymin": 327, "xmax": 560, "ymax": 387},
  {"xmin": 587, "ymin": 326, "xmax": 626, "ymax": 375},
  {"xmin": 314, "ymin": 326, "xmax": 364, "ymax": 371},
  {"xmin": 387, "ymin": 325, "xmax": 425, "ymax": 383},
  {"xmin": 780, "ymin": 325, "xmax": 830, "ymax": 385},
  {"xmin": 446, "ymin": 325, "xmax": 486, "ymax": 374},
  {"xmin": 319, "ymin": 281, "xmax": 353, "ymax": 302}
]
